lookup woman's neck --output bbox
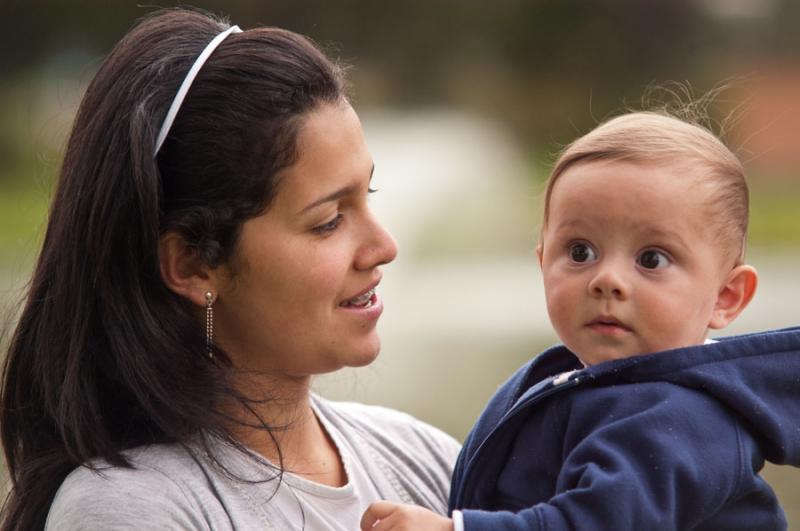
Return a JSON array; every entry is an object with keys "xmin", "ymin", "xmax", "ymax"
[{"xmin": 227, "ymin": 374, "xmax": 347, "ymax": 487}]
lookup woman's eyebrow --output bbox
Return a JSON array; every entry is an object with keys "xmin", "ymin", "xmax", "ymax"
[
  {"xmin": 300, "ymin": 184, "xmax": 359, "ymax": 214},
  {"xmin": 299, "ymin": 165, "xmax": 375, "ymax": 214}
]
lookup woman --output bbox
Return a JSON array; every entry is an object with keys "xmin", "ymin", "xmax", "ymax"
[{"xmin": 0, "ymin": 9, "xmax": 459, "ymax": 530}]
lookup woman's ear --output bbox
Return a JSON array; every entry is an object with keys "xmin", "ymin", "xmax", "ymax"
[
  {"xmin": 708, "ymin": 264, "xmax": 758, "ymax": 330},
  {"xmin": 158, "ymin": 232, "xmax": 219, "ymax": 307}
]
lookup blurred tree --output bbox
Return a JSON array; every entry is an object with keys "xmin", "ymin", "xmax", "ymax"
[{"xmin": 1, "ymin": 0, "xmax": 799, "ymax": 174}]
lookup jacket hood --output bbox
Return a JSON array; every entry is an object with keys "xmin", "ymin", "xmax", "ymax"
[{"xmin": 575, "ymin": 326, "xmax": 800, "ymax": 467}]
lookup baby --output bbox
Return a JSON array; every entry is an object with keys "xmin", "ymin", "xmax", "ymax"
[{"xmin": 361, "ymin": 111, "xmax": 800, "ymax": 530}]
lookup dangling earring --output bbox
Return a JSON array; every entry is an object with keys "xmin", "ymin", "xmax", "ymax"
[{"xmin": 205, "ymin": 291, "xmax": 215, "ymax": 359}]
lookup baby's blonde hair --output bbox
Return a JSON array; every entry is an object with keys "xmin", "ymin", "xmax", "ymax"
[{"xmin": 542, "ymin": 112, "xmax": 749, "ymax": 265}]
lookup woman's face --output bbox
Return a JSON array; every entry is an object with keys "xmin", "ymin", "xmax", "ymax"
[{"xmin": 213, "ymin": 103, "xmax": 397, "ymax": 379}]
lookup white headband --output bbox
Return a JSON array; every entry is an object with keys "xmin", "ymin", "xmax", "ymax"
[{"xmin": 154, "ymin": 25, "xmax": 243, "ymax": 156}]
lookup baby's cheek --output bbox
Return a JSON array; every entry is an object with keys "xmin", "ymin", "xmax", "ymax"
[
  {"xmin": 545, "ymin": 290, "xmax": 575, "ymax": 330},
  {"xmin": 645, "ymin": 299, "xmax": 704, "ymax": 349}
]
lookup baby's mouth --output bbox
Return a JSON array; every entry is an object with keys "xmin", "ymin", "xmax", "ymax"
[{"xmin": 586, "ymin": 315, "xmax": 632, "ymax": 333}]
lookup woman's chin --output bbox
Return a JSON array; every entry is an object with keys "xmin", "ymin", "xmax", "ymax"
[{"xmin": 346, "ymin": 337, "xmax": 382, "ymax": 368}]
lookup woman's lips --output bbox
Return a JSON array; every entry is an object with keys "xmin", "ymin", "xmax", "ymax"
[
  {"xmin": 340, "ymin": 277, "xmax": 380, "ymax": 307},
  {"xmin": 339, "ymin": 291, "xmax": 383, "ymax": 320},
  {"xmin": 339, "ymin": 281, "xmax": 383, "ymax": 320}
]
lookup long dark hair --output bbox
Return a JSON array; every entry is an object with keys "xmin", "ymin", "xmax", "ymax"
[{"xmin": 0, "ymin": 8, "xmax": 345, "ymax": 530}]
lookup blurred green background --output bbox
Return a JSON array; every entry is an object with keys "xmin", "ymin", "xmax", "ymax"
[{"xmin": 1, "ymin": 0, "xmax": 799, "ymax": 526}]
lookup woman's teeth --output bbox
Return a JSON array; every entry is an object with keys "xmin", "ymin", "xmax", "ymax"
[{"xmin": 344, "ymin": 288, "xmax": 375, "ymax": 308}]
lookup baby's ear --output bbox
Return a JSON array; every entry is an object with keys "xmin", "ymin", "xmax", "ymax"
[
  {"xmin": 708, "ymin": 265, "xmax": 758, "ymax": 329},
  {"xmin": 536, "ymin": 242, "xmax": 544, "ymax": 267}
]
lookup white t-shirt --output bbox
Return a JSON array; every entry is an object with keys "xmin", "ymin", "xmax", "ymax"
[{"xmin": 253, "ymin": 399, "xmax": 391, "ymax": 530}]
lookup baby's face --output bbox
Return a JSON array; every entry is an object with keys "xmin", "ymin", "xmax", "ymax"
[{"xmin": 539, "ymin": 159, "xmax": 731, "ymax": 366}]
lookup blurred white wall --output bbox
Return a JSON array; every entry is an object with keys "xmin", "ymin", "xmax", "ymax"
[{"xmin": 315, "ymin": 109, "xmax": 800, "ymax": 440}]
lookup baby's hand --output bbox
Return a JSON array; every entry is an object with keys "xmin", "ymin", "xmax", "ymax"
[{"xmin": 360, "ymin": 501, "xmax": 454, "ymax": 531}]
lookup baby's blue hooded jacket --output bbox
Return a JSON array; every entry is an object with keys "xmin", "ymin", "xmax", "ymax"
[{"xmin": 449, "ymin": 327, "xmax": 800, "ymax": 530}]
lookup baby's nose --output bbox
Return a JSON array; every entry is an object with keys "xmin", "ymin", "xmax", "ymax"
[{"xmin": 587, "ymin": 267, "xmax": 630, "ymax": 299}]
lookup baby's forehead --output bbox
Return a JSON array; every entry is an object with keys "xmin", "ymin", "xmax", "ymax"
[
  {"xmin": 554, "ymin": 158, "xmax": 713, "ymax": 203},
  {"xmin": 550, "ymin": 161, "xmax": 725, "ymax": 235}
]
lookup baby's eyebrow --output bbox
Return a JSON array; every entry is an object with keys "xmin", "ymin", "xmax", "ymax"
[
  {"xmin": 639, "ymin": 227, "xmax": 690, "ymax": 249},
  {"xmin": 550, "ymin": 218, "xmax": 592, "ymax": 234},
  {"xmin": 550, "ymin": 220, "xmax": 691, "ymax": 251}
]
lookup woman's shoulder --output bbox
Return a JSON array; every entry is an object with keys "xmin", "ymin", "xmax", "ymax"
[{"xmin": 46, "ymin": 444, "xmax": 218, "ymax": 530}]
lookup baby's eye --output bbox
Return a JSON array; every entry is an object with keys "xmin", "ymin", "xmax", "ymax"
[
  {"xmin": 638, "ymin": 249, "xmax": 670, "ymax": 270},
  {"xmin": 568, "ymin": 242, "xmax": 597, "ymax": 263}
]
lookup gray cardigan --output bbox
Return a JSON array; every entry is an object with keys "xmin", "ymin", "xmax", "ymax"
[{"xmin": 46, "ymin": 397, "xmax": 460, "ymax": 530}]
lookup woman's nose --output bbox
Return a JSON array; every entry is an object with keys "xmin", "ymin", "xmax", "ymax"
[
  {"xmin": 587, "ymin": 264, "xmax": 630, "ymax": 300},
  {"xmin": 355, "ymin": 211, "xmax": 398, "ymax": 270}
]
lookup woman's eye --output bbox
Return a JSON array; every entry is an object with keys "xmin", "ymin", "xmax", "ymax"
[
  {"xmin": 313, "ymin": 213, "xmax": 343, "ymax": 234},
  {"xmin": 568, "ymin": 242, "xmax": 597, "ymax": 263},
  {"xmin": 638, "ymin": 249, "xmax": 669, "ymax": 269}
]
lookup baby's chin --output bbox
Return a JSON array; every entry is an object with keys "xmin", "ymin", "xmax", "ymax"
[
  {"xmin": 574, "ymin": 349, "xmax": 635, "ymax": 368},
  {"xmin": 572, "ymin": 337, "xmax": 709, "ymax": 367}
]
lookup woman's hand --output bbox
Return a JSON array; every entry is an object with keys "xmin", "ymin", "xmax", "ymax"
[{"xmin": 360, "ymin": 501, "xmax": 454, "ymax": 531}]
